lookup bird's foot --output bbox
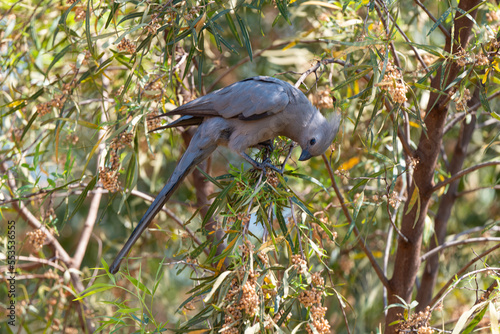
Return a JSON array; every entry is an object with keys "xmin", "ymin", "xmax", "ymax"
[{"xmin": 255, "ymin": 159, "xmax": 283, "ymax": 175}]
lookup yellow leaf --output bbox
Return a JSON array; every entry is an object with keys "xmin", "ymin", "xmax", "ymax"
[
  {"xmin": 409, "ymin": 121, "xmax": 420, "ymax": 128},
  {"xmin": 300, "ymin": 1, "xmax": 341, "ymax": 10},
  {"xmin": 7, "ymin": 100, "xmax": 23, "ymax": 108},
  {"xmin": 482, "ymin": 70, "xmax": 489, "ymax": 85},
  {"xmin": 282, "ymin": 41, "xmax": 297, "ymax": 51},
  {"xmin": 195, "ymin": 13, "xmax": 206, "ymax": 34},
  {"xmin": 339, "ymin": 156, "xmax": 360, "ymax": 171}
]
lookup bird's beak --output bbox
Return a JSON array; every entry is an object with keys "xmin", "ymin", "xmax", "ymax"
[{"xmin": 299, "ymin": 149, "xmax": 312, "ymax": 161}]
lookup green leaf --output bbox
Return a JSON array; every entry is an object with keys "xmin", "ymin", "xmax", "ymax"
[
  {"xmin": 67, "ymin": 176, "xmax": 97, "ymax": 221},
  {"xmin": 46, "ymin": 45, "xmax": 71, "ymax": 75},
  {"xmin": 225, "ymin": 13, "xmax": 242, "ymax": 46},
  {"xmin": 235, "ymin": 13, "xmax": 252, "ymax": 61},
  {"xmin": 452, "ymin": 301, "xmax": 488, "ymax": 334},
  {"xmin": 203, "ymin": 270, "xmax": 232, "ymax": 302},
  {"xmin": 479, "ymin": 83, "xmax": 491, "ymax": 113},
  {"xmin": 117, "ymin": 12, "xmax": 144, "ymax": 26},
  {"xmin": 202, "ymin": 181, "xmax": 234, "ymax": 228},
  {"xmin": 85, "ymin": 0, "xmax": 94, "ymax": 58},
  {"xmin": 352, "ymin": 191, "xmax": 364, "ymax": 223},
  {"xmin": 427, "ymin": 7, "xmax": 451, "ymax": 36}
]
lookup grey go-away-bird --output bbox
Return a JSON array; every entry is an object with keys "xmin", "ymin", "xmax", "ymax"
[{"xmin": 109, "ymin": 76, "xmax": 341, "ymax": 274}]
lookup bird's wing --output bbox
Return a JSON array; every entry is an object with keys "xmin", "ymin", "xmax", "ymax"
[{"xmin": 165, "ymin": 76, "xmax": 291, "ymax": 121}]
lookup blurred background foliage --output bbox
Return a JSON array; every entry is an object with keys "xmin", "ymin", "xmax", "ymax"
[{"xmin": 1, "ymin": 0, "xmax": 500, "ymax": 333}]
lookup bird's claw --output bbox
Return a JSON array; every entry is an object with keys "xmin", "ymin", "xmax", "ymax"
[{"xmin": 253, "ymin": 159, "xmax": 282, "ymax": 176}]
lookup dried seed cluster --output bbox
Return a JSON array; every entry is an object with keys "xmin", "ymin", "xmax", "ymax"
[
  {"xmin": 379, "ymin": 61, "xmax": 408, "ymax": 104},
  {"xmin": 267, "ymin": 172, "xmax": 279, "ymax": 188},
  {"xmin": 476, "ymin": 53, "xmax": 489, "ymax": 66},
  {"xmin": 100, "ymin": 132, "xmax": 133, "ymax": 192},
  {"xmin": 455, "ymin": 48, "xmax": 472, "ymax": 67},
  {"xmin": 308, "ymin": 305, "xmax": 331, "ymax": 334},
  {"xmin": 453, "ymin": 88, "xmax": 471, "ymax": 111},
  {"xmin": 291, "ymin": 254, "xmax": 307, "ymax": 274},
  {"xmin": 99, "ymin": 167, "xmax": 119, "ymax": 192},
  {"xmin": 44, "ymin": 269, "xmax": 59, "ymax": 280},
  {"xmin": 184, "ymin": 7, "xmax": 200, "ymax": 21},
  {"xmin": 228, "ymin": 213, "xmax": 251, "ymax": 226},
  {"xmin": 313, "ymin": 88, "xmax": 334, "ymax": 109},
  {"xmin": 36, "ymin": 82, "xmax": 76, "ymax": 116},
  {"xmin": 298, "ymin": 287, "xmax": 322, "ymax": 307},
  {"xmin": 144, "ymin": 79, "xmax": 164, "ymax": 99},
  {"xmin": 74, "ymin": 7, "xmax": 86, "ymax": 21},
  {"xmin": 147, "ymin": 110, "xmax": 162, "ymax": 130},
  {"xmin": 222, "ymin": 270, "xmax": 260, "ymax": 333},
  {"xmin": 397, "ymin": 306, "xmax": 434, "ymax": 334},
  {"xmin": 296, "ymin": 269, "xmax": 330, "ymax": 334},
  {"xmin": 117, "ymin": 38, "xmax": 136, "ymax": 54},
  {"xmin": 27, "ymin": 229, "xmax": 46, "ymax": 250},
  {"xmin": 388, "ymin": 191, "xmax": 402, "ymax": 208},
  {"xmin": 486, "ymin": 10, "xmax": 499, "ymax": 22},
  {"xmin": 147, "ymin": 14, "xmax": 161, "ymax": 34}
]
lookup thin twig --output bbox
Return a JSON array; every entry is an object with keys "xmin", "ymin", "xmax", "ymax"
[
  {"xmin": 208, "ymin": 39, "xmax": 327, "ymax": 92},
  {"xmin": 0, "ymin": 162, "xmax": 73, "ymax": 265},
  {"xmin": 321, "ymin": 154, "xmax": 390, "ymax": 289},
  {"xmin": 430, "ymin": 264, "xmax": 500, "ymax": 309},
  {"xmin": 130, "ymin": 189, "xmax": 208, "ymax": 254},
  {"xmin": 374, "ymin": 0, "xmax": 401, "ymax": 68},
  {"xmin": 414, "ymin": 0, "xmax": 451, "ymax": 38},
  {"xmin": 456, "ymin": 184, "xmax": 500, "ymax": 197},
  {"xmin": 288, "ymin": 199, "xmax": 305, "ymax": 258},
  {"xmin": 431, "ymin": 161, "xmax": 500, "ymax": 193},
  {"xmin": 243, "ymin": 171, "xmax": 264, "ymax": 235},
  {"xmin": 421, "ymin": 237, "xmax": 500, "ymax": 262},
  {"xmin": 0, "ymin": 254, "xmax": 66, "ymax": 272}
]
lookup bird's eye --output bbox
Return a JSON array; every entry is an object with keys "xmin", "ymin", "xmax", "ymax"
[{"xmin": 309, "ymin": 138, "xmax": 316, "ymax": 145}]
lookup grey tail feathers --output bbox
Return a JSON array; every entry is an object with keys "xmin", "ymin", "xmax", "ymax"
[{"xmin": 109, "ymin": 142, "xmax": 216, "ymax": 274}]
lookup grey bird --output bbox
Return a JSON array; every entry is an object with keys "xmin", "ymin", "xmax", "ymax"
[{"xmin": 109, "ymin": 76, "xmax": 340, "ymax": 274}]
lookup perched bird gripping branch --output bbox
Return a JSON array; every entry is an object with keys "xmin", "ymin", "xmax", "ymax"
[{"xmin": 109, "ymin": 76, "xmax": 340, "ymax": 274}]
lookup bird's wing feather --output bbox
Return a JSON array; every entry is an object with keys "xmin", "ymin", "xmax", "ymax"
[{"xmin": 165, "ymin": 77, "xmax": 291, "ymax": 120}]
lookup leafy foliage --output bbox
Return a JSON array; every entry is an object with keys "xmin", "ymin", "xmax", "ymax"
[{"xmin": 1, "ymin": 0, "xmax": 500, "ymax": 333}]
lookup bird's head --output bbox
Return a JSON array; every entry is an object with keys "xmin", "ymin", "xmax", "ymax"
[{"xmin": 298, "ymin": 112, "xmax": 341, "ymax": 161}]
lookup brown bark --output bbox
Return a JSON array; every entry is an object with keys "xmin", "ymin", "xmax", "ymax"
[
  {"xmin": 384, "ymin": 0, "xmax": 480, "ymax": 331},
  {"xmin": 415, "ymin": 90, "xmax": 478, "ymax": 310}
]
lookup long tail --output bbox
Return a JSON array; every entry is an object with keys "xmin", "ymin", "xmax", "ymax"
[{"xmin": 110, "ymin": 132, "xmax": 217, "ymax": 274}]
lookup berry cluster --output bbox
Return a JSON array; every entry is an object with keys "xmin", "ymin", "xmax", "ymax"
[
  {"xmin": 476, "ymin": 53, "xmax": 489, "ymax": 66},
  {"xmin": 308, "ymin": 305, "xmax": 330, "ymax": 334},
  {"xmin": 452, "ymin": 88, "xmax": 471, "ymax": 112},
  {"xmin": 147, "ymin": 14, "xmax": 161, "ymax": 34},
  {"xmin": 267, "ymin": 172, "xmax": 279, "ymax": 188},
  {"xmin": 291, "ymin": 254, "xmax": 307, "ymax": 274},
  {"xmin": 143, "ymin": 79, "xmax": 164, "ymax": 99},
  {"xmin": 99, "ymin": 132, "xmax": 133, "ymax": 192},
  {"xmin": 397, "ymin": 306, "xmax": 434, "ymax": 334},
  {"xmin": 36, "ymin": 81, "xmax": 76, "ymax": 116},
  {"xmin": 147, "ymin": 110, "xmax": 162, "ymax": 131},
  {"xmin": 313, "ymin": 87, "xmax": 334, "ymax": 109},
  {"xmin": 297, "ymin": 269, "xmax": 331, "ymax": 333},
  {"xmin": 117, "ymin": 38, "xmax": 136, "ymax": 54},
  {"xmin": 379, "ymin": 61, "xmax": 408, "ymax": 104},
  {"xmin": 26, "ymin": 229, "xmax": 46, "ymax": 250},
  {"xmin": 222, "ymin": 270, "xmax": 260, "ymax": 333},
  {"xmin": 455, "ymin": 48, "xmax": 472, "ymax": 67},
  {"xmin": 74, "ymin": 7, "xmax": 86, "ymax": 21}
]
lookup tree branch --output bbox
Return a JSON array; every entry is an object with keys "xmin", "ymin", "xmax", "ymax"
[
  {"xmin": 421, "ymin": 237, "xmax": 500, "ymax": 262},
  {"xmin": 322, "ymin": 154, "xmax": 390, "ymax": 289},
  {"xmin": 414, "ymin": 0, "xmax": 451, "ymax": 38},
  {"xmin": 431, "ymin": 161, "xmax": 500, "ymax": 193}
]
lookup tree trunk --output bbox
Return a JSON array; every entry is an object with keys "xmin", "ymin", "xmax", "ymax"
[{"xmin": 384, "ymin": 1, "xmax": 480, "ymax": 331}]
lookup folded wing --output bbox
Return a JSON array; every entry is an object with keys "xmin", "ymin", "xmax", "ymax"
[{"xmin": 163, "ymin": 76, "xmax": 291, "ymax": 121}]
